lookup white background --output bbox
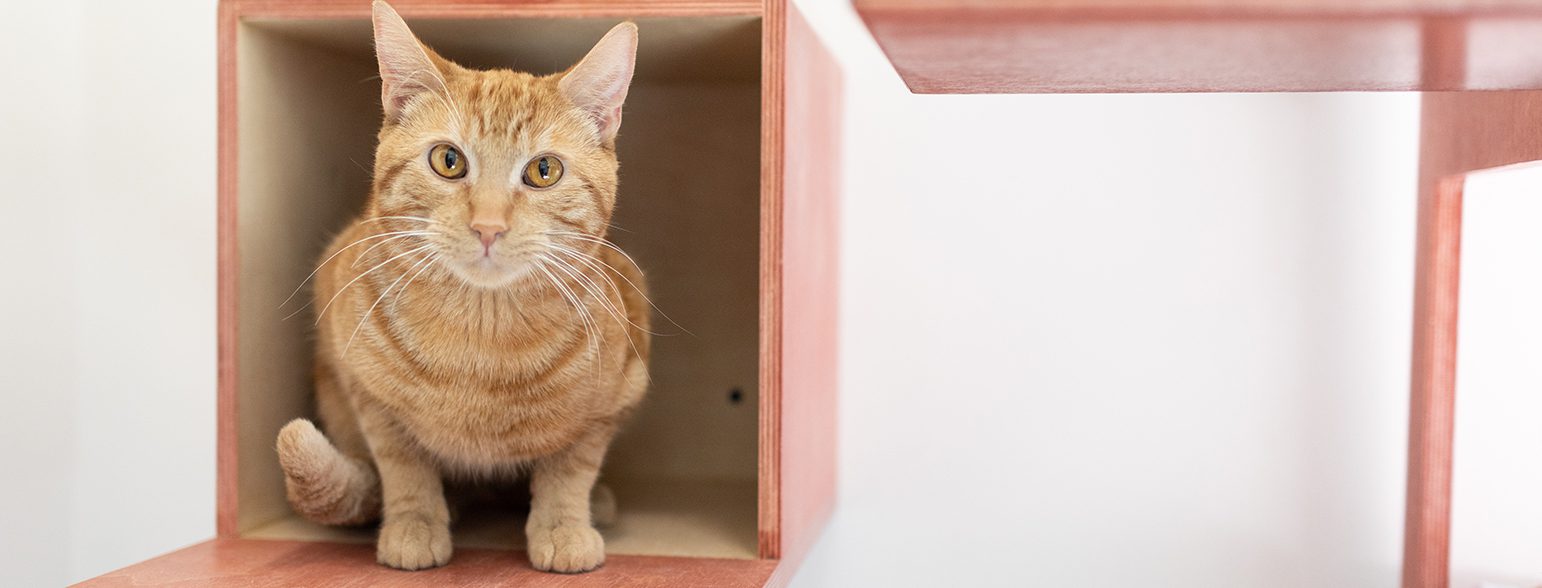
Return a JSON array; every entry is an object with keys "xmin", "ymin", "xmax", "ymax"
[
  {"xmin": 0, "ymin": 0, "xmax": 1487, "ymax": 585},
  {"xmin": 1449, "ymin": 164, "xmax": 1542, "ymax": 588}
]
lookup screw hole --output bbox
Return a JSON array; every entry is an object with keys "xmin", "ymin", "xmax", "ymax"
[{"xmin": 728, "ymin": 387, "xmax": 744, "ymax": 405}]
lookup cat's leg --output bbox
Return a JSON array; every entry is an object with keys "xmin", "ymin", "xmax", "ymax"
[
  {"xmin": 356, "ymin": 399, "xmax": 453, "ymax": 571},
  {"xmin": 526, "ymin": 424, "xmax": 617, "ymax": 573},
  {"xmin": 590, "ymin": 482, "xmax": 617, "ymax": 528}
]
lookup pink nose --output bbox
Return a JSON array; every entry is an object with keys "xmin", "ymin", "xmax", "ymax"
[{"xmin": 471, "ymin": 223, "xmax": 506, "ymax": 250}]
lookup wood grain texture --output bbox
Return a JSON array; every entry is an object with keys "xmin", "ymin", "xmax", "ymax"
[
  {"xmin": 217, "ymin": 0, "xmax": 241, "ymax": 539},
  {"xmin": 72, "ymin": 539, "xmax": 777, "ymax": 588},
  {"xmin": 758, "ymin": 0, "xmax": 787, "ymax": 561},
  {"xmin": 1405, "ymin": 175, "xmax": 1463, "ymax": 588},
  {"xmin": 766, "ymin": 1, "xmax": 841, "ymax": 577},
  {"xmin": 227, "ymin": 0, "xmax": 759, "ymax": 19},
  {"xmin": 854, "ymin": 1, "xmax": 1542, "ymax": 93},
  {"xmin": 1406, "ymin": 91, "xmax": 1542, "ymax": 588}
]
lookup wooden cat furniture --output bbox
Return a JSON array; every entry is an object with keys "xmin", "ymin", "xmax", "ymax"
[
  {"xmin": 80, "ymin": 0, "xmax": 839, "ymax": 586},
  {"xmin": 853, "ymin": 1, "xmax": 1542, "ymax": 587}
]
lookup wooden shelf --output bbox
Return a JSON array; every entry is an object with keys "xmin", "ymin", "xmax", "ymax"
[
  {"xmin": 854, "ymin": 0, "xmax": 1542, "ymax": 93},
  {"xmin": 74, "ymin": 539, "xmax": 778, "ymax": 587}
]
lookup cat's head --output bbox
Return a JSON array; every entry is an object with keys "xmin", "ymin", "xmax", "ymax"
[{"xmin": 365, "ymin": 1, "xmax": 637, "ymax": 288}]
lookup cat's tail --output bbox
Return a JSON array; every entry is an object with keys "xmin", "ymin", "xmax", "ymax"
[{"xmin": 276, "ymin": 418, "xmax": 382, "ymax": 526}]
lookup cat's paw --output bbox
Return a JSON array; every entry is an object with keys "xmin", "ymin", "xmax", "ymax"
[
  {"xmin": 377, "ymin": 514, "xmax": 452, "ymax": 570},
  {"xmin": 527, "ymin": 524, "xmax": 605, "ymax": 573}
]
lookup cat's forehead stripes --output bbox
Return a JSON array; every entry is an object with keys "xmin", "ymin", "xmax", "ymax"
[{"xmin": 454, "ymin": 71, "xmax": 542, "ymax": 141}]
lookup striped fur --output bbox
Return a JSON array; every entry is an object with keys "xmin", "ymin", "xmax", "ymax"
[{"xmin": 276, "ymin": 2, "xmax": 647, "ymax": 573}]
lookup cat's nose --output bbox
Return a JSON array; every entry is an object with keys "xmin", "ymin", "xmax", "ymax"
[{"xmin": 470, "ymin": 223, "xmax": 506, "ymax": 250}]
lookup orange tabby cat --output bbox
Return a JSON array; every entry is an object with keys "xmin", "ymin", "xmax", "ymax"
[{"xmin": 275, "ymin": 1, "xmax": 649, "ymax": 572}]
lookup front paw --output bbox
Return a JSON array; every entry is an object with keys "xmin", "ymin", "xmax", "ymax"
[
  {"xmin": 377, "ymin": 514, "xmax": 452, "ymax": 570},
  {"xmin": 527, "ymin": 524, "xmax": 605, "ymax": 573}
]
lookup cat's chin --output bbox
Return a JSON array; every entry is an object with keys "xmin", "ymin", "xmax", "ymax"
[{"xmin": 446, "ymin": 256, "xmax": 540, "ymax": 290}]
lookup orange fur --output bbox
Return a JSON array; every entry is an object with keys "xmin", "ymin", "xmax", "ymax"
[{"xmin": 276, "ymin": 2, "xmax": 648, "ymax": 573}]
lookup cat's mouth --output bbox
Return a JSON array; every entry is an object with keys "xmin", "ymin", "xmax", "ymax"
[{"xmin": 447, "ymin": 251, "xmax": 540, "ymax": 289}]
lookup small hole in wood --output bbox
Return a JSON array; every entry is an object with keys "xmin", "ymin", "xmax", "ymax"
[{"xmin": 728, "ymin": 387, "xmax": 744, "ymax": 405}]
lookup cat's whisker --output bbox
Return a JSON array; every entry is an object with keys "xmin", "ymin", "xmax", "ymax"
[
  {"xmin": 397, "ymin": 253, "xmax": 441, "ymax": 303},
  {"xmin": 350, "ymin": 231, "xmax": 441, "ymax": 269},
  {"xmin": 280, "ymin": 229, "xmax": 438, "ymax": 315},
  {"xmin": 341, "ymin": 249, "xmax": 436, "ymax": 358},
  {"xmin": 543, "ymin": 250, "xmax": 641, "ymax": 333},
  {"xmin": 541, "ymin": 256, "xmax": 602, "ymax": 367},
  {"xmin": 540, "ymin": 255, "xmax": 649, "ymax": 388},
  {"xmin": 542, "ymin": 243, "xmax": 667, "ymax": 337},
  {"xmin": 313, "ymin": 243, "xmax": 436, "ymax": 325},
  {"xmin": 539, "ymin": 234, "xmax": 691, "ymax": 336},
  {"xmin": 532, "ymin": 256, "xmax": 600, "ymax": 364}
]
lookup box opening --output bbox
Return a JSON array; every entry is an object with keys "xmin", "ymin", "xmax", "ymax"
[{"xmin": 234, "ymin": 15, "xmax": 763, "ymax": 559}]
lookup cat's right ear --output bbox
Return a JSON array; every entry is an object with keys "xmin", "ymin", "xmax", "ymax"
[{"xmin": 372, "ymin": 1, "xmax": 448, "ymax": 122}]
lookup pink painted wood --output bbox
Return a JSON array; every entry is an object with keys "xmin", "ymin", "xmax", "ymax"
[
  {"xmin": 94, "ymin": 0, "xmax": 845, "ymax": 586},
  {"xmin": 854, "ymin": 0, "xmax": 1542, "ymax": 93},
  {"xmin": 1406, "ymin": 90, "xmax": 1542, "ymax": 588},
  {"xmin": 73, "ymin": 539, "xmax": 778, "ymax": 587}
]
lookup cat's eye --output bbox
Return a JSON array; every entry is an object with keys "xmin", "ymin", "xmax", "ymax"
[
  {"xmin": 428, "ymin": 144, "xmax": 467, "ymax": 179},
  {"xmin": 522, "ymin": 155, "xmax": 564, "ymax": 189}
]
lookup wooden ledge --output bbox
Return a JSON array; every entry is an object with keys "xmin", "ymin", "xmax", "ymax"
[
  {"xmin": 855, "ymin": 0, "xmax": 1542, "ymax": 93},
  {"xmin": 74, "ymin": 539, "xmax": 779, "ymax": 588}
]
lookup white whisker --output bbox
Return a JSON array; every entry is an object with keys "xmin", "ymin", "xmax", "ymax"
[
  {"xmin": 540, "ymin": 233, "xmax": 690, "ymax": 336},
  {"xmin": 278, "ymin": 228, "xmax": 433, "ymax": 312},
  {"xmin": 311, "ymin": 243, "xmax": 435, "ymax": 324},
  {"xmin": 542, "ymin": 243, "xmax": 665, "ymax": 337},
  {"xmin": 533, "ymin": 256, "xmax": 600, "ymax": 366},
  {"xmin": 340, "ymin": 249, "xmax": 435, "ymax": 358},
  {"xmin": 350, "ymin": 231, "xmax": 440, "ymax": 269},
  {"xmin": 539, "ymin": 253, "xmax": 648, "ymax": 386}
]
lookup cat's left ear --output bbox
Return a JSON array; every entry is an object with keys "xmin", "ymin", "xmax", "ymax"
[{"xmin": 560, "ymin": 22, "xmax": 638, "ymax": 144}]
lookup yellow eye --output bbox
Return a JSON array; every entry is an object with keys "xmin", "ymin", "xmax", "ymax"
[
  {"xmin": 428, "ymin": 144, "xmax": 467, "ymax": 179},
  {"xmin": 523, "ymin": 155, "xmax": 564, "ymax": 189}
]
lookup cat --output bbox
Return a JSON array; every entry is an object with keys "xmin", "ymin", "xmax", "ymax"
[{"xmin": 274, "ymin": 1, "xmax": 650, "ymax": 573}]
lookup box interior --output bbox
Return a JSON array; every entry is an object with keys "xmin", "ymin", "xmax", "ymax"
[{"xmin": 235, "ymin": 15, "xmax": 762, "ymax": 559}]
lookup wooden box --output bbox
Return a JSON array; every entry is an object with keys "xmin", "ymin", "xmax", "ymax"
[{"xmin": 80, "ymin": 0, "xmax": 840, "ymax": 586}]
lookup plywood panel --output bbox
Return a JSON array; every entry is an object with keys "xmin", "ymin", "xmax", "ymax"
[
  {"xmin": 1407, "ymin": 91, "xmax": 1542, "ymax": 588},
  {"xmin": 246, "ymin": 479, "xmax": 758, "ymax": 560},
  {"xmin": 228, "ymin": 0, "xmax": 760, "ymax": 19},
  {"xmin": 74, "ymin": 539, "xmax": 777, "ymax": 588},
  {"xmin": 235, "ymin": 22, "xmax": 380, "ymax": 535},
  {"xmin": 855, "ymin": 1, "xmax": 1542, "ymax": 93},
  {"xmin": 761, "ymin": 1, "xmax": 841, "ymax": 571}
]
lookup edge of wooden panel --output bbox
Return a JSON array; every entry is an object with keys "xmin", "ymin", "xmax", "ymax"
[
  {"xmin": 221, "ymin": 0, "xmax": 761, "ymax": 19},
  {"xmin": 73, "ymin": 539, "xmax": 779, "ymax": 588},
  {"xmin": 1405, "ymin": 90, "xmax": 1542, "ymax": 588},
  {"xmin": 758, "ymin": 0, "xmax": 787, "ymax": 562},
  {"xmin": 1404, "ymin": 174, "xmax": 1464, "ymax": 588},
  {"xmin": 765, "ymin": 0, "xmax": 841, "ymax": 576},
  {"xmin": 217, "ymin": 0, "xmax": 241, "ymax": 539}
]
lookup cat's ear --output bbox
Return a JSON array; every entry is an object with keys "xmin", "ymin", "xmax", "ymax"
[
  {"xmin": 372, "ymin": 1, "xmax": 449, "ymax": 122},
  {"xmin": 560, "ymin": 22, "xmax": 638, "ymax": 144}
]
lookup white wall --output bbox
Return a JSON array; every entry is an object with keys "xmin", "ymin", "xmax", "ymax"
[
  {"xmin": 1450, "ymin": 164, "xmax": 1542, "ymax": 588},
  {"xmin": 0, "ymin": 0, "xmax": 1429, "ymax": 585},
  {"xmin": 0, "ymin": 1, "xmax": 218, "ymax": 585},
  {"xmin": 792, "ymin": 3, "xmax": 1420, "ymax": 586}
]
